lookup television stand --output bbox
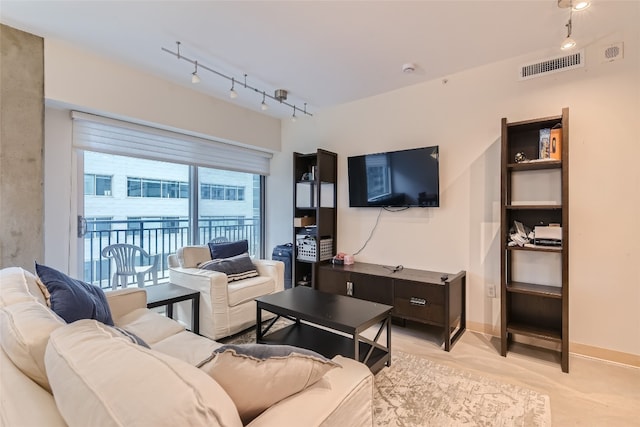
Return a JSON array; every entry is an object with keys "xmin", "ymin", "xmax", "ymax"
[{"xmin": 317, "ymin": 262, "xmax": 466, "ymax": 351}]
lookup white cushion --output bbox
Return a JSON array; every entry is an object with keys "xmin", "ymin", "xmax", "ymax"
[
  {"xmin": 178, "ymin": 246, "xmax": 212, "ymax": 268},
  {"xmin": 227, "ymin": 275, "xmax": 274, "ymax": 307},
  {"xmin": 246, "ymin": 356, "xmax": 374, "ymax": 427},
  {"xmin": 0, "ymin": 301, "xmax": 65, "ymax": 391},
  {"xmin": 116, "ymin": 307, "xmax": 185, "ymax": 345},
  {"xmin": 0, "ymin": 267, "xmax": 48, "ymax": 307},
  {"xmin": 45, "ymin": 319, "xmax": 243, "ymax": 427},
  {"xmin": 150, "ymin": 330, "xmax": 222, "ymax": 365}
]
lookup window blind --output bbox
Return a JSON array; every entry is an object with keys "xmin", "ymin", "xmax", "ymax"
[{"xmin": 71, "ymin": 111, "xmax": 272, "ymax": 175}]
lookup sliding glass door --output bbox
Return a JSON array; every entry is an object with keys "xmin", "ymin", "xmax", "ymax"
[{"xmin": 80, "ymin": 152, "xmax": 263, "ymax": 288}]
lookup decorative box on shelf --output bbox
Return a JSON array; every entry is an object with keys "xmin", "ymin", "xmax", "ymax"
[{"xmin": 294, "ymin": 216, "xmax": 315, "ymax": 227}]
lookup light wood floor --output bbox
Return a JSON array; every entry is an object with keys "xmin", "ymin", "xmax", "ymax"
[{"xmin": 388, "ymin": 322, "xmax": 640, "ymax": 426}]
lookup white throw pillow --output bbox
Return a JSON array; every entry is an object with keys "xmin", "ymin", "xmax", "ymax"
[
  {"xmin": 45, "ymin": 320, "xmax": 243, "ymax": 427},
  {"xmin": 198, "ymin": 344, "xmax": 341, "ymax": 424}
]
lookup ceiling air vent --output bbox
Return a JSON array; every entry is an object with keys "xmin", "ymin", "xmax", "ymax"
[{"xmin": 518, "ymin": 50, "xmax": 584, "ymax": 81}]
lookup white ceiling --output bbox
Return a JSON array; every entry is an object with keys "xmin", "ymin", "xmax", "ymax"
[{"xmin": 0, "ymin": 1, "xmax": 632, "ymax": 118}]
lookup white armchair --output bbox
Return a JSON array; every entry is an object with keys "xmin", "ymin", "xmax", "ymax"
[{"xmin": 168, "ymin": 246, "xmax": 284, "ymax": 340}]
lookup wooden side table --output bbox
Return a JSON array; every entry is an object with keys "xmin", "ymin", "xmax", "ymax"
[{"xmin": 146, "ymin": 283, "xmax": 200, "ymax": 334}]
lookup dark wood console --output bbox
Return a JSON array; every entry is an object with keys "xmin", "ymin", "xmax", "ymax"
[{"xmin": 317, "ymin": 262, "xmax": 466, "ymax": 351}]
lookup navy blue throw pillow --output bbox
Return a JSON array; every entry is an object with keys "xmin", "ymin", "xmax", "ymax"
[
  {"xmin": 208, "ymin": 239, "xmax": 249, "ymax": 260},
  {"xmin": 35, "ymin": 262, "xmax": 114, "ymax": 326}
]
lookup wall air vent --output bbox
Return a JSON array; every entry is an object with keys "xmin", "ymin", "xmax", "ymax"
[{"xmin": 518, "ymin": 50, "xmax": 584, "ymax": 80}]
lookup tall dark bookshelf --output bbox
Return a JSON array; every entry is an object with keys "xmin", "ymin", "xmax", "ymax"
[
  {"xmin": 292, "ymin": 149, "xmax": 337, "ymax": 289},
  {"xmin": 500, "ymin": 108, "xmax": 570, "ymax": 372}
]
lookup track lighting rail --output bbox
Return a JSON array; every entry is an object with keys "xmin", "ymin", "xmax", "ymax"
[{"xmin": 162, "ymin": 42, "xmax": 312, "ymax": 117}]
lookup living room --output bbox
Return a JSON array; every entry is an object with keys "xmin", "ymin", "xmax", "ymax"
[{"xmin": 1, "ymin": 1, "xmax": 639, "ymax": 426}]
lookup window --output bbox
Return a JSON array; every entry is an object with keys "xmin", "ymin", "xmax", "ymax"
[
  {"xmin": 128, "ymin": 177, "xmax": 188, "ymax": 198},
  {"xmin": 163, "ymin": 181, "xmax": 179, "ymax": 198},
  {"xmin": 127, "ymin": 178, "xmax": 141, "ymax": 197},
  {"xmin": 179, "ymin": 182, "xmax": 189, "ymax": 198},
  {"xmin": 200, "ymin": 183, "xmax": 245, "ymax": 201},
  {"xmin": 75, "ymin": 111, "xmax": 269, "ymax": 286},
  {"xmin": 143, "ymin": 179, "xmax": 161, "ymax": 198},
  {"xmin": 212, "ymin": 185, "xmax": 225, "ymax": 200},
  {"xmin": 84, "ymin": 174, "xmax": 112, "ymax": 196}
]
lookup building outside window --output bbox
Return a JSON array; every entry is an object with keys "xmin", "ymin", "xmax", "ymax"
[
  {"xmin": 201, "ymin": 183, "xmax": 245, "ymax": 201},
  {"xmin": 128, "ymin": 177, "xmax": 189, "ymax": 199}
]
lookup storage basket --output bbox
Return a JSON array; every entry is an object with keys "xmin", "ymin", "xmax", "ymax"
[{"xmin": 296, "ymin": 237, "xmax": 333, "ymax": 262}]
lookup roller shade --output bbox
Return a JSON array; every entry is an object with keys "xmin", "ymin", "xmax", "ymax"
[{"xmin": 71, "ymin": 111, "xmax": 272, "ymax": 175}]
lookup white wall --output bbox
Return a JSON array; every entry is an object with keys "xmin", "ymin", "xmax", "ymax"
[{"xmin": 268, "ymin": 23, "xmax": 640, "ymax": 359}]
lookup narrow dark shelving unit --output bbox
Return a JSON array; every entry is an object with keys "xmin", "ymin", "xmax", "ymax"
[
  {"xmin": 292, "ymin": 149, "xmax": 337, "ymax": 289},
  {"xmin": 500, "ymin": 108, "xmax": 570, "ymax": 373}
]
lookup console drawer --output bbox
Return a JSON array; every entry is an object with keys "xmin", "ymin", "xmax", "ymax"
[{"xmin": 393, "ymin": 280, "xmax": 444, "ymax": 324}]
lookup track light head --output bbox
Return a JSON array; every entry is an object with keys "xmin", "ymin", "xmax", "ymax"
[
  {"xmin": 561, "ymin": 17, "xmax": 576, "ymax": 50},
  {"xmin": 261, "ymin": 92, "xmax": 268, "ymax": 111},
  {"xmin": 291, "ymin": 106, "xmax": 297, "ymax": 122},
  {"xmin": 573, "ymin": 1, "xmax": 590, "ymax": 11},
  {"xmin": 558, "ymin": 0, "xmax": 590, "ymax": 11},
  {"xmin": 561, "ymin": 37, "xmax": 577, "ymax": 50},
  {"xmin": 229, "ymin": 78, "xmax": 238, "ymax": 99},
  {"xmin": 192, "ymin": 61, "xmax": 200, "ymax": 84}
]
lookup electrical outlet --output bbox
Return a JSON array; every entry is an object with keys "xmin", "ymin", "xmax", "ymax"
[{"xmin": 487, "ymin": 283, "xmax": 496, "ymax": 298}]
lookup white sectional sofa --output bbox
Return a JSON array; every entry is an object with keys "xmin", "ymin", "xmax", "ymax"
[
  {"xmin": 168, "ymin": 245, "xmax": 284, "ymax": 340},
  {"xmin": 0, "ymin": 267, "xmax": 374, "ymax": 426}
]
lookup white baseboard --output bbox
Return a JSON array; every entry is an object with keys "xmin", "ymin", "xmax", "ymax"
[{"xmin": 466, "ymin": 321, "xmax": 640, "ymax": 368}]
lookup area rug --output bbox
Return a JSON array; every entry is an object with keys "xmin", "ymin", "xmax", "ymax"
[
  {"xmin": 221, "ymin": 323, "xmax": 551, "ymax": 427},
  {"xmin": 374, "ymin": 351, "xmax": 551, "ymax": 426}
]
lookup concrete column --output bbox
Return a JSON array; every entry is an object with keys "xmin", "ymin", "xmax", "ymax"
[{"xmin": 0, "ymin": 24, "xmax": 44, "ymax": 269}]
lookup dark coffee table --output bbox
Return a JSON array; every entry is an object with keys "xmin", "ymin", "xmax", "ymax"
[{"xmin": 255, "ymin": 286, "xmax": 392, "ymax": 372}]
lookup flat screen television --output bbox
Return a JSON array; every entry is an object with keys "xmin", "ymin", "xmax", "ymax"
[{"xmin": 347, "ymin": 146, "xmax": 439, "ymax": 207}]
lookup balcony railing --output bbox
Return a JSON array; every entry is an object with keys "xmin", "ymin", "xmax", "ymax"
[{"xmin": 84, "ymin": 217, "xmax": 260, "ymax": 289}]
